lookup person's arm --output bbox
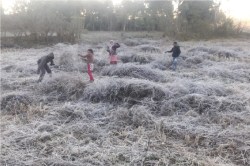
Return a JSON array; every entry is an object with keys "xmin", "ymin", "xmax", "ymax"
[
  {"xmin": 50, "ymin": 59, "xmax": 55, "ymax": 66},
  {"xmin": 114, "ymin": 43, "xmax": 120, "ymax": 48},
  {"xmin": 78, "ymin": 54, "xmax": 87, "ymax": 58},
  {"xmin": 106, "ymin": 46, "xmax": 111, "ymax": 54},
  {"xmin": 165, "ymin": 48, "xmax": 173, "ymax": 53}
]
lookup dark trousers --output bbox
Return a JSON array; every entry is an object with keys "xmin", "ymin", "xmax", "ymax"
[{"xmin": 38, "ymin": 64, "xmax": 51, "ymax": 82}]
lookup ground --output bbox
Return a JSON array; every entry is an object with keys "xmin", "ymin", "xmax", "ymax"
[{"xmin": 1, "ymin": 32, "xmax": 250, "ymax": 166}]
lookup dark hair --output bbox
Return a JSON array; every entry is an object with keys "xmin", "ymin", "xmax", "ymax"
[
  {"xmin": 87, "ymin": 49, "xmax": 94, "ymax": 54},
  {"xmin": 173, "ymin": 41, "xmax": 177, "ymax": 44}
]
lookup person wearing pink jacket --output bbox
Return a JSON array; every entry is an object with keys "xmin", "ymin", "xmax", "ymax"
[{"xmin": 106, "ymin": 40, "xmax": 120, "ymax": 64}]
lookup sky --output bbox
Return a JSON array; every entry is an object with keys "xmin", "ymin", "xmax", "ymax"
[{"xmin": 1, "ymin": 0, "xmax": 250, "ymax": 22}]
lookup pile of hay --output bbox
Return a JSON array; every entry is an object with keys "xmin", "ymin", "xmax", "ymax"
[
  {"xmin": 123, "ymin": 38, "xmax": 149, "ymax": 46},
  {"xmin": 101, "ymin": 64, "xmax": 166, "ymax": 82},
  {"xmin": 0, "ymin": 93, "xmax": 32, "ymax": 115},
  {"xmin": 109, "ymin": 106, "xmax": 155, "ymax": 129},
  {"xmin": 160, "ymin": 94, "xmax": 247, "ymax": 116},
  {"xmin": 201, "ymin": 66, "xmax": 250, "ymax": 82},
  {"xmin": 150, "ymin": 59, "xmax": 169, "ymax": 70},
  {"xmin": 188, "ymin": 46, "xmax": 238, "ymax": 59},
  {"xmin": 139, "ymin": 45, "xmax": 161, "ymax": 53},
  {"xmin": 37, "ymin": 74, "xmax": 86, "ymax": 101},
  {"xmin": 83, "ymin": 78, "xmax": 166, "ymax": 104},
  {"xmin": 119, "ymin": 54, "xmax": 153, "ymax": 64}
]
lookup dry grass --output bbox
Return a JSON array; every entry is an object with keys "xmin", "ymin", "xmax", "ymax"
[
  {"xmin": 1, "ymin": 36, "xmax": 250, "ymax": 165},
  {"xmin": 101, "ymin": 63, "xmax": 166, "ymax": 82}
]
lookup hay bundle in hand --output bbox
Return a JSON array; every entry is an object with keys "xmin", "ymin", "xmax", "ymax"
[
  {"xmin": 83, "ymin": 78, "xmax": 166, "ymax": 104},
  {"xmin": 59, "ymin": 51, "xmax": 84, "ymax": 72},
  {"xmin": 38, "ymin": 74, "xmax": 86, "ymax": 101},
  {"xmin": 101, "ymin": 64, "xmax": 166, "ymax": 82},
  {"xmin": 1, "ymin": 94, "xmax": 32, "ymax": 115},
  {"xmin": 59, "ymin": 51, "xmax": 75, "ymax": 71}
]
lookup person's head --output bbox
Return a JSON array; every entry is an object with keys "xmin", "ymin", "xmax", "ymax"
[
  {"xmin": 87, "ymin": 49, "xmax": 94, "ymax": 54},
  {"xmin": 48, "ymin": 52, "xmax": 54, "ymax": 59},
  {"xmin": 110, "ymin": 40, "xmax": 114, "ymax": 45},
  {"xmin": 173, "ymin": 41, "xmax": 178, "ymax": 46}
]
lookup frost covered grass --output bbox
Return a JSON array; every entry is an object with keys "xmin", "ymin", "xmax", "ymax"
[
  {"xmin": 1, "ymin": 36, "xmax": 250, "ymax": 165},
  {"xmin": 101, "ymin": 63, "xmax": 166, "ymax": 82}
]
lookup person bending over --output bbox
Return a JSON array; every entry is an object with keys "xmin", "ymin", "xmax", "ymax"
[{"xmin": 37, "ymin": 52, "xmax": 55, "ymax": 82}]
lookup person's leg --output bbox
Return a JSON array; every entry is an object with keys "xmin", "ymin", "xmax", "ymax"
[
  {"xmin": 169, "ymin": 57, "xmax": 174, "ymax": 69},
  {"xmin": 173, "ymin": 57, "xmax": 177, "ymax": 71},
  {"xmin": 38, "ymin": 67, "xmax": 45, "ymax": 82},
  {"xmin": 87, "ymin": 63, "xmax": 94, "ymax": 81},
  {"xmin": 110, "ymin": 55, "xmax": 117, "ymax": 65}
]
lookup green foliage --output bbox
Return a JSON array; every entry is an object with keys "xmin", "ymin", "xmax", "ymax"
[{"xmin": 175, "ymin": 0, "xmax": 241, "ymax": 38}]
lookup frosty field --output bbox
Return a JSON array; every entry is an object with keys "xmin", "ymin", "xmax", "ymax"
[{"xmin": 1, "ymin": 33, "xmax": 250, "ymax": 165}]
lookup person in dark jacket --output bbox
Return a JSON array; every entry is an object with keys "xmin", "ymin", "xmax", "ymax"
[
  {"xmin": 37, "ymin": 52, "xmax": 55, "ymax": 82},
  {"xmin": 166, "ymin": 42, "xmax": 181, "ymax": 71},
  {"xmin": 106, "ymin": 40, "xmax": 120, "ymax": 64}
]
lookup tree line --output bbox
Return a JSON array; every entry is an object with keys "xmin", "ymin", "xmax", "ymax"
[{"xmin": 1, "ymin": 0, "xmax": 243, "ymax": 44}]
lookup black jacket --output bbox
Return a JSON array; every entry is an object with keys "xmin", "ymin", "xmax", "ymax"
[
  {"xmin": 167, "ymin": 46, "xmax": 181, "ymax": 57},
  {"xmin": 107, "ymin": 43, "xmax": 120, "ymax": 55},
  {"xmin": 37, "ymin": 53, "xmax": 55, "ymax": 72}
]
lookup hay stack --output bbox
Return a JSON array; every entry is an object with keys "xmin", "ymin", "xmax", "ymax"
[
  {"xmin": 1, "ymin": 93, "xmax": 32, "ymax": 114},
  {"xmin": 101, "ymin": 63, "xmax": 166, "ymax": 82}
]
